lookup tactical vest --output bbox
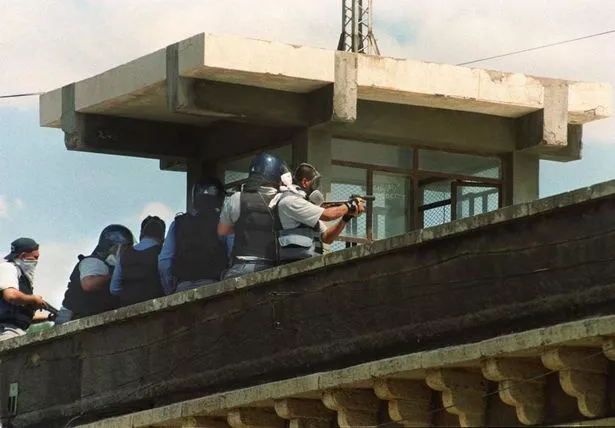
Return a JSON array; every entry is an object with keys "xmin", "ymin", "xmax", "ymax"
[
  {"xmin": 275, "ymin": 192, "xmax": 320, "ymax": 262},
  {"xmin": 232, "ymin": 191, "xmax": 278, "ymax": 262},
  {"xmin": 118, "ymin": 245, "xmax": 164, "ymax": 306},
  {"xmin": 172, "ymin": 212, "xmax": 228, "ymax": 283},
  {"xmin": 62, "ymin": 255, "xmax": 119, "ymax": 319},
  {"xmin": 0, "ymin": 264, "xmax": 34, "ymax": 330}
]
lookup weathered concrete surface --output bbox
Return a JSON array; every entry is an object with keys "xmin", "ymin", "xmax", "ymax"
[
  {"xmin": 4, "ymin": 180, "xmax": 615, "ymax": 426},
  {"xmin": 77, "ymin": 315, "xmax": 615, "ymax": 427},
  {"xmin": 40, "ymin": 33, "xmax": 610, "ymax": 128}
]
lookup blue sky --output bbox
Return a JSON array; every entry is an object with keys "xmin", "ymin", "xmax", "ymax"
[{"xmin": 1, "ymin": 0, "xmax": 614, "ymax": 305}]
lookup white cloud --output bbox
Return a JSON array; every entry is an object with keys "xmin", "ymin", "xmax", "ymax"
[
  {"xmin": 138, "ymin": 202, "xmax": 176, "ymax": 227},
  {"xmin": 0, "ymin": 197, "xmax": 7, "ymax": 219},
  {"xmin": 1, "ymin": 0, "xmax": 613, "ymax": 143}
]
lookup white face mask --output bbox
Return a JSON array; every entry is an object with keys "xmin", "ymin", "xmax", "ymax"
[
  {"xmin": 14, "ymin": 259, "xmax": 38, "ymax": 284},
  {"xmin": 105, "ymin": 254, "xmax": 118, "ymax": 266}
]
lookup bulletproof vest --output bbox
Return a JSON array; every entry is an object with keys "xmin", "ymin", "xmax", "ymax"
[
  {"xmin": 172, "ymin": 212, "xmax": 228, "ymax": 283},
  {"xmin": 62, "ymin": 255, "xmax": 119, "ymax": 319},
  {"xmin": 0, "ymin": 264, "xmax": 35, "ymax": 330},
  {"xmin": 118, "ymin": 244, "xmax": 164, "ymax": 306},
  {"xmin": 275, "ymin": 192, "xmax": 320, "ymax": 262},
  {"xmin": 232, "ymin": 191, "xmax": 278, "ymax": 262}
]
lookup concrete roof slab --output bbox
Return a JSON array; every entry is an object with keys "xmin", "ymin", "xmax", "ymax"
[{"xmin": 39, "ymin": 32, "xmax": 611, "ymax": 129}]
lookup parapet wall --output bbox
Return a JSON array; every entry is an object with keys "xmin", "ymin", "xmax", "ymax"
[{"xmin": 6, "ymin": 180, "xmax": 615, "ymax": 427}]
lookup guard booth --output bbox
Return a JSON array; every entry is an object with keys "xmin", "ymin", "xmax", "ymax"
[{"xmin": 40, "ymin": 33, "xmax": 610, "ymax": 252}]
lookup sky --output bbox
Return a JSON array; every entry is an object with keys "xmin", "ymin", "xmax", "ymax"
[{"xmin": 0, "ymin": 0, "xmax": 614, "ymax": 306}]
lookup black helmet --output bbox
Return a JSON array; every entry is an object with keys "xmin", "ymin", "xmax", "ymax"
[
  {"xmin": 95, "ymin": 224, "xmax": 134, "ymax": 254},
  {"xmin": 248, "ymin": 153, "xmax": 289, "ymax": 185},
  {"xmin": 193, "ymin": 178, "xmax": 225, "ymax": 211},
  {"xmin": 192, "ymin": 178, "xmax": 225, "ymax": 202}
]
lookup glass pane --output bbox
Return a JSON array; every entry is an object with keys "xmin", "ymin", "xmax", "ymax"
[
  {"xmin": 373, "ymin": 172, "xmax": 410, "ymax": 240},
  {"xmin": 418, "ymin": 150, "xmax": 500, "ymax": 179},
  {"xmin": 456, "ymin": 185, "xmax": 500, "ymax": 219},
  {"xmin": 222, "ymin": 144, "xmax": 293, "ymax": 184},
  {"xmin": 420, "ymin": 178, "xmax": 452, "ymax": 228},
  {"xmin": 332, "ymin": 139, "xmax": 413, "ymax": 169},
  {"xmin": 331, "ymin": 165, "xmax": 367, "ymax": 240}
]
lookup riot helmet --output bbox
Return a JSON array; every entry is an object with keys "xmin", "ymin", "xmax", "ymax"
[
  {"xmin": 247, "ymin": 153, "xmax": 289, "ymax": 188},
  {"xmin": 94, "ymin": 224, "xmax": 135, "ymax": 256},
  {"xmin": 192, "ymin": 177, "xmax": 225, "ymax": 212}
]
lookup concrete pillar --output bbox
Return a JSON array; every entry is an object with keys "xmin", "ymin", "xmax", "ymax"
[
  {"xmin": 503, "ymin": 152, "xmax": 539, "ymax": 206},
  {"xmin": 291, "ymin": 129, "xmax": 333, "ymax": 201}
]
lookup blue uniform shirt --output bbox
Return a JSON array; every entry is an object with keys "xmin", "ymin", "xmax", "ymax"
[
  {"xmin": 110, "ymin": 238, "xmax": 160, "ymax": 296},
  {"xmin": 158, "ymin": 212, "xmax": 233, "ymax": 295}
]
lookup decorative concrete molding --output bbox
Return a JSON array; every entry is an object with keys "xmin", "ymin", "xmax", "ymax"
[
  {"xmin": 425, "ymin": 369, "xmax": 487, "ymax": 427},
  {"xmin": 322, "ymin": 389, "xmax": 380, "ymax": 428},
  {"xmin": 227, "ymin": 409, "xmax": 285, "ymax": 428},
  {"xmin": 541, "ymin": 347, "xmax": 608, "ymax": 418},
  {"xmin": 161, "ymin": 417, "xmax": 229, "ymax": 428},
  {"xmin": 274, "ymin": 398, "xmax": 333, "ymax": 428},
  {"xmin": 482, "ymin": 358, "xmax": 547, "ymax": 425},
  {"xmin": 373, "ymin": 378, "xmax": 432, "ymax": 427}
]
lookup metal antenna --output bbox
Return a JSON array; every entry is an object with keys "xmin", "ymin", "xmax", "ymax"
[{"xmin": 337, "ymin": 0, "xmax": 381, "ymax": 55}]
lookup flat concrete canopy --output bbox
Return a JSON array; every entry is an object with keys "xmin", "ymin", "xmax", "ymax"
[
  {"xmin": 39, "ymin": 33, "xmax": 611, "ymax": 163},
  {"xmin": 40, "ymin": 33, "xmax": 610, "ymax": 128}
]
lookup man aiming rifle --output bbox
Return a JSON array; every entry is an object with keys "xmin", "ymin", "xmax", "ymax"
[{"xmin": 273, "ymin": 163, "xmax": 366, "ymax": 263}]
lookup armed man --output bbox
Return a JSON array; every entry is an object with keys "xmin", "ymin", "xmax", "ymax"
[
  {"xmin": 158, "ymin": 178, "xmax": 230, "ymax": 293},
  {"xmin": 55, "ymin": 225, "xmax": 134, "ymax": 324},
  {"xmin": 273, "ymin": 163, "xmax": 365, "ymax": 263},
  {"xmin": 0, "ymin": 238, "xmax": 55, "ymax": 340},
  {"xmin": 218, "ymin": 152, "xmax": 289, "ymax": 279}
]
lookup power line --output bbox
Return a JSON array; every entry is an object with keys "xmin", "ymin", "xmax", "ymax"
[
  {"xmin": 0, "ymin": 92, "xmax": 42, "ymax": 99},
  {"xmin": 458, "ymin": 28, "xmax": 615, "ymax": 66},
  {"xmin": 2, "ymin": 28, "xmax": 615, "ymax": 101}
]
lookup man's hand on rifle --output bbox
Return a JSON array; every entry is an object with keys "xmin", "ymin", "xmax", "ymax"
[{"xmin": 342, "ymin": 198, "xmax": 365, "ymax": 222}]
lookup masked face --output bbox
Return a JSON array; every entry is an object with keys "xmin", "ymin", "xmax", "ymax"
[
  {"xmin": 14, "ymin": 258, "xmax": 38, "ymax": 284},
  {"xmin": 105, "ymin": 244, "xmax": 122, "ymax": 266},
  {"xmin": 301, "ymin": 174, "xmax": 320, "ymax": 196}
]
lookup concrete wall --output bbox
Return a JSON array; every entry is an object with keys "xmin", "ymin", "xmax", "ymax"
[{"xmin": 5, "ymin": 180, "xmax": 615, "ymax": 426}]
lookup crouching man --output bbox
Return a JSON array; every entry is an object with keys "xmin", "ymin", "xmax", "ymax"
[{"xmin": 0, "ymin": 238, "xmax": 54, "ymax": 340}]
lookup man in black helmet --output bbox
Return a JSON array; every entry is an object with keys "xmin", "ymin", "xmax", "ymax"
[
  {"xmin": 55, "ymin": 225, "xmax": 134, "ymax": 324},
  {"xmin": 158, "ymin": 178, "xmax": 229, "ymax": 293},
  {"xmin": 110, "ymin": 216, "xmax": 166, "ymax": 306},
  {"xmin": 218, "ymin": 152, "xmax": 289, "ymax": 279}
]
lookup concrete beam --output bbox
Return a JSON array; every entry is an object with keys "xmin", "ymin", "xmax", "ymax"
[
  {"xmin": 62, "ymin": 112, "xmax": 201, "ymax": 159},
  {"xmin": 339, "ymin": 100, "xmax": 517, "ymax": 153},
  {"xmin": 167, "ymin": 45, "xmax": 356, "ymax": 128},
  {"xmin": 516, "ymin": 83, "xmax": 583, "ymax": 161},
  {"xmin": 61, "ymin": 83, "xmax": 201, "ymax": 159}
]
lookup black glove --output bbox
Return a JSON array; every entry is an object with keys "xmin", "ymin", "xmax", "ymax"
[
  {"xmin": 344, "ymin": 200, "xmax": 358, "ymax": 214},
  {"xmin": 342, "ymin": 214, "xmax": 353, "ymax": 223}
]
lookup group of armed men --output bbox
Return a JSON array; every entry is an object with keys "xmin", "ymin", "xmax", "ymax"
[{"xmin": 0, "ymin": 152, "xmax": 366, "ymax": 341}]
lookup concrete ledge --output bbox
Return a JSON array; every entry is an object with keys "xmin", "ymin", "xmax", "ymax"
[
  {"xmin": 76, "ymin": 314, "xmax": 615, "ymax": 427},
  {"xmin": 39, "ymin": 33, "xmax": 611, "ymax": 129},
  {"xmin": 3, "ymin": 178, "xmax": 615, "ymax": 357}
]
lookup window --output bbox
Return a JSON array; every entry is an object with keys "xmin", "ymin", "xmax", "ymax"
[{"xmin": 331, "ymin": 138, "xmax": 503, "ymax": 250}]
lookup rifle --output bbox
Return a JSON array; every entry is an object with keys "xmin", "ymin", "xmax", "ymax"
[
  {"xmin": 41, "ymin": 302, "xmax": 60, "ymax": 317},
  {"xmin": 320, "ymin": 194, "xmax": 375, "ymax": 208}
]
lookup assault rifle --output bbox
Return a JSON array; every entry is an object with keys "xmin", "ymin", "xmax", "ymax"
[{"xmin": 320, "ymin": 194, "xmax": 376, "ymax": 208}]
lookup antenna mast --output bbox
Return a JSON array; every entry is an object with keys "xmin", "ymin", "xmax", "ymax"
[{"xmin": 337, "ymin": 0, "xmax": 380, "ymax": 55}]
